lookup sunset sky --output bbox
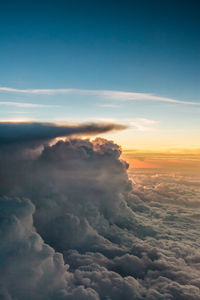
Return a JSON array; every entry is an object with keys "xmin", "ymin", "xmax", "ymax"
[
  {"xmin": 1, "ymin": 2, "xmax": 200, "ymax": 299},
  {"xmin": 0, "ymin": 0, "xmax": 199, "ymax": 152}
]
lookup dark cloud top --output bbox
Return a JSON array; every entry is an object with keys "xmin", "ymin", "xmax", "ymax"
[{"xmin": 0, "ymin": 121, "xmax": 127, "ymax": 144}]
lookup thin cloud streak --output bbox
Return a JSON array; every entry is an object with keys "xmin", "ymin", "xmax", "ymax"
[
  {"xmin": 0, "ymin": 101, "xmax": 60, "ymax": 108},
  {"xmin": 0, "ymin": 87, "xmax": 199, "ymax": 105},
  {"xmin": 129, "ymin": 118, "xmax": 159, "ymax": 131}
]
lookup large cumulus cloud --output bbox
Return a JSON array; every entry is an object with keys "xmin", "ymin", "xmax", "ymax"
[{"xmin": 0, "ymin": 126, "xmax": 200, "ymax": 299}]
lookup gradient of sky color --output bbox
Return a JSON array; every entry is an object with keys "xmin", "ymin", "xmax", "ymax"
[{"xmin": 0, "ymin": 0, "xmax": 199, "ymax": 150}]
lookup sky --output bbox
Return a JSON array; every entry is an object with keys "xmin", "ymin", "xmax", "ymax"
[{"xmin": 0, "ymin": 0, "xmax": 199, "ymax": 150}]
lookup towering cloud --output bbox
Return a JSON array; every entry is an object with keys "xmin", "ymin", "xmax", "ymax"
[{"xmin": 0, "ymin": 129, "xmax": 200, "ymax": 299}]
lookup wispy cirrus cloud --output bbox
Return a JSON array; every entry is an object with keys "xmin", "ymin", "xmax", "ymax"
[
  {"xmin": 0, "ymin": 101, "xmax": 60, "ymax": 108},
  {"xmin": 98, "ymin": 103, "xmax": 120, "ymax": 108},
  {"xmin": 0, "ymin": 87, "xmax": 199, "ymax": 105},
  {"xmin": 129, "ymin": 118, "xmax": 159, "ymax": 131}
]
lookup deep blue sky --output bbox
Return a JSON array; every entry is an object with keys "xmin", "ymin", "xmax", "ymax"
[
  {"xmin": 0, "ymin": 0, "xmax": 199, "ymax": 149},
  {"xmin": 0, "ymin": 0, "xmax": 199, "ymax": 97}
]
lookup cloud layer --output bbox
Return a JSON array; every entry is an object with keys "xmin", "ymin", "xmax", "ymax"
[{"xmin": 0, "ymin": 135, "xmax": 200, "ymax": 299}]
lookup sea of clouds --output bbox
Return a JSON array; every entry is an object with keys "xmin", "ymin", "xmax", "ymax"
[{"xmin": 0, "ymin": 122, "xmax": 200, "ymax": 299}]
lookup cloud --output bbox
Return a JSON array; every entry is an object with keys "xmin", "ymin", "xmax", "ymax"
[
  {"xmin": 0, "ymin": 101, "xmax": 60, "ymax": 108},
  {"xmin": 130, "ymin": 171, "xmax": 200, "ymax": 207},
  {"xmin": 0, "ymin": 121, "xmax": 127, "ymax": 144},
  {"xmin": 129, "ymin": 118, "xmax": 159, "ymax": 131},
  {"xmin": 0, "ymin": 136, "xmax": 200, "ymax": 299},
  {"xmin": 0, "ymin": 87, "xmax": 199, "ymax": 105},
  {"xmin": 98, "ymin": 103, "xmax": 120, "ymax": 108},
  {"xmin": 0, "ymin": 196, "xmax": 101, "ymax": 300}
]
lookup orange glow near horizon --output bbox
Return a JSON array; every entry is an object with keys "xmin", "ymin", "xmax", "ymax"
[
  {"xmin": 123, "ymin": 157, "xmax": 161, "ymax": 169},
  {"xmin": 122, "ymin": 150, "xmax": 200, "ymax": 172}
]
